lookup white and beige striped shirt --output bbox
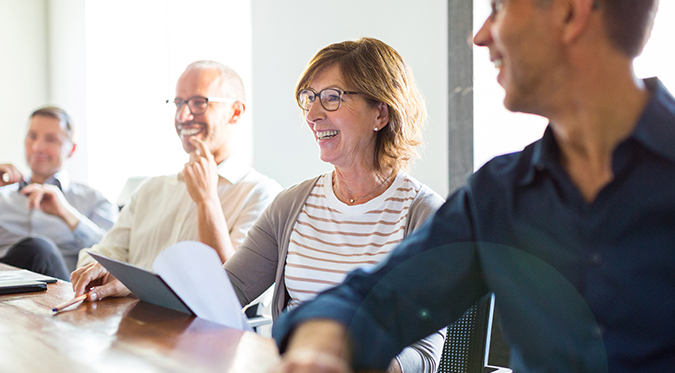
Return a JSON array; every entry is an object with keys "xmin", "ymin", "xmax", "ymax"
[{"xmin": 285, "ymin": 171, "xmax": 419, "ymax": 308}]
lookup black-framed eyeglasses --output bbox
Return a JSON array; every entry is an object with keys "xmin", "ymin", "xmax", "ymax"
[
  {"xmin": 167, "ymin": 96, "xmax": 237, "ymax": 116},
  {"xmin": 297, "ymin": 88, "xmax": 360, "ymax": 112}
]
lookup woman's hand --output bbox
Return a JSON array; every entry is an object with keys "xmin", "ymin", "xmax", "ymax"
[{"xmin": 71, "ymin": 262, "xmax": 130, "ymax": 301}]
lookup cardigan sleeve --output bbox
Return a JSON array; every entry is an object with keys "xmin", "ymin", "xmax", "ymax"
[
  {"xmin": 397, "ymin": 184, "xmax": 446, "ymax": 373},
  {"xmin": 224, "ymin": 194, "xmax": 283, "ymax": 306}
]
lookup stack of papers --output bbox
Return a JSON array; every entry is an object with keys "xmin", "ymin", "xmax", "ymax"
[{"xmin": 0, "ymin": 270, "xmax": 56, "ymax": 295}]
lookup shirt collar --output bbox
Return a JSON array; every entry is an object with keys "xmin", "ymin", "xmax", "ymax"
[
  {"xmin": 520, "ymin": 77, "xmax": 675, "ymax": 186},
  {"xmin": 630, "ymin": 77, "xmax": 675, "ymax": 162},
  {"xmin": 519, "ymin": 126, "xmax": 557, "ymax": 186},
  {"xmin": 26, "ymin": 170, "xmax": 69, "ymax": 192},
  {"xmin": 216, "ymin": 153, "xmax": 252, "ymax": 185}
]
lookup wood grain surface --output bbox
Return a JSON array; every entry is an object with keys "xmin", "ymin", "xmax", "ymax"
[{"xmin": 0, "ymin": 264, "xmax": 280, "ymax": 373}]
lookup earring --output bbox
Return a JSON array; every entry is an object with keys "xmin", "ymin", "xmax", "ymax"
[{"xmin": 374, "ymin": 127, "xmax": 379, "ymax": 131}]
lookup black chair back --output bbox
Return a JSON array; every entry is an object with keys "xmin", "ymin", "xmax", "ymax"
[{"xmin": 437, "ymin": 293, "xmax": 511, "ymax": 373}]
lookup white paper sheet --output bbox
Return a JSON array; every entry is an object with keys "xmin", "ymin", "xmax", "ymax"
[{"xmin": 152, "ymin": 241, "xmax": 251, "ymax": 331}]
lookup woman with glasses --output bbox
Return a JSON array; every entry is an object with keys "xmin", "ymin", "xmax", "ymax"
[{"xmin": 225, "ymin": 37, "xmax": 445, "ymax": 373}]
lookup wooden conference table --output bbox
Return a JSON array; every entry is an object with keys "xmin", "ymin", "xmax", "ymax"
[{"xmin": 0, "ymin": 264, "xmax": 280, "ymax": 373}]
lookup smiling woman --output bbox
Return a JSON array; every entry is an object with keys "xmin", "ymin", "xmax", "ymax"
[{"xmin": 224, "ymin": 37, "xmax": 447, "ymax": 373}]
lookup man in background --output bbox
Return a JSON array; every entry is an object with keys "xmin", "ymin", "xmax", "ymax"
[
  {"xmin": 0, "ymin": 107, "xmax": 118, "ymax": 279},
  {"xmin": 272, "ymin": 0, "xmax": 673, "ymax": 372},
  {"xmin": 72, "ymin": 60, "xmax": 282, "ymax": 301}
]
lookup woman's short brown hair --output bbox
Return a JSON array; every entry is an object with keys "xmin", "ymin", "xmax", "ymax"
[{"xmin": 296, "ymin": 37, "xmax": 426, "ymax": 173}]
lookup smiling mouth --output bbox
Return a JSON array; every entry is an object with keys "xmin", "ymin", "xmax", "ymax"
[
  {"xmin": 493, "ymin": 58, "xmax": 503, "ymax": 69},
  {"xmin": 317, "ymin": 130, "xmax": 339, "ymax": 140},
  {"xmin": 178, "ymin": 126, "xmax": 204, "ymax": 137}
]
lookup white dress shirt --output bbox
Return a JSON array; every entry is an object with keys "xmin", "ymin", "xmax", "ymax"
[
  {"xmin": 78, "ymin": 154, "xmax": 282, "ymax": 270},
  {"xmin": 0, "ymin": 171, "xmax": 118, "ymax": 271}
]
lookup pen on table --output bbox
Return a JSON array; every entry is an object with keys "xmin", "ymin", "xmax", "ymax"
[{"xmin": 52, "ymin": 293, "xmax": 89, "ymax": 313}]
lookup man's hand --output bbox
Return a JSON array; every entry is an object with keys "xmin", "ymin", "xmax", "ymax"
[
  {"xmin": 272, "ymin": 349, "xmax": 353, "ymax": 373},
  {"xmin": 181, "ymin": 137, "xmax": 219, "ymax": 205},
  {"xmin": 71, "ymin": 262, "xmax": 130, "ymax": 301},
  {"xmin": 180, "ymin": 137, "xmax": 235, "ymax": 262},
  {"xmin": 271, "ymin": 320, "xmax": 354, "ymax": 373},
  {"xmin": 0, "ymin": 164, "xmax": 23, "ymax": 186},
  {"xmin": 20, "ymin": 183, "xmax": 80, "ymax": 230}
]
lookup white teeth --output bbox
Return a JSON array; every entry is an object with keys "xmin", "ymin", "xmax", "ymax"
[
  {"xmin": 180, "ymin": 128, "xmax": 202, "ymax": 136},
  {"xmin": 494, "ymin": 59, "xmax": 503, "ymax": 68},
  {"xmin": 317, "ymin": 130, "xmax": 339, "ymax": 140}
]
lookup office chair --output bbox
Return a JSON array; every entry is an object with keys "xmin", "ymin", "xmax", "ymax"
[
  {"xmin": 437, "ymin": 293, "xmax": 511, "ymax": 373},
  {"xmin": 116, "ymin": 176, "xmax": 148, "ymax": 210}
]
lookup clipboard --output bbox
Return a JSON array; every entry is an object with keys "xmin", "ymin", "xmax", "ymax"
[
  {"xmin": 87, "ymin": 252, "xmax": 194, "ymax": 315},
  {"xmin": 87, "ymin": 242, "xmax": 251, "ymax": 331}
]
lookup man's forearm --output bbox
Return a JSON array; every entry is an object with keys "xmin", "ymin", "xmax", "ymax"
[{"xmin": 196, "ymin": 198, "xmax": 234, "ymax": 263}]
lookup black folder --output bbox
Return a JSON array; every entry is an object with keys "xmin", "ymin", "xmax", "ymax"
[
  {"xmin": 0, "ymin": 280, "xmax": 47, "ymax": 295},
  {"xmin": 88, "ymin": 251, "xmax": 193, "ymax": 315}
]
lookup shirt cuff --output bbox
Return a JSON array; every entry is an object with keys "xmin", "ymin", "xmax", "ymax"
[{"xmin": 71, "ymin": 212, "xmax": 104, "ymax": 248}]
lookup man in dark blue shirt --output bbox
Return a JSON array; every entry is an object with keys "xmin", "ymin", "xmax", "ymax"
[{"xmin": 271, "ymin": 1, "xmax": 672, "ymax": 372}]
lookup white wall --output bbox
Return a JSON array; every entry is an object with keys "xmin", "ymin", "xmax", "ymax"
[
  {"xmin": 634, "ymin": 1, "xmax": 675, "ymax": 91},
  {"xmin": 0, "ymin": 0, "xmax": 48, "ymax": 175},
  {"xmin": 80, "ymin": 0, "xmax": 254, "ymax": 202},
  {"xmin": 47, "ymin": 0, "xmax": 88, "ymax": 183},
  {"xmin": 251, "ymin": 0, "xmax": 450, "ymax": 197},
  {"xmin": 472, "ymin": 2, "xmax": 547, "ymax": 171},
  {"xmin": 37, "ymin": 0, "xmax": 254, "ymax": 202}
]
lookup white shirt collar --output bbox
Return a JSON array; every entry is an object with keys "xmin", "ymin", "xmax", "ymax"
[
  {"xmin": 27, "ymin": 170, "xmax": 70, "ymax": 191},
  {"xmin": 216, "ymin": 153, "xmax": 251, "ymax": 185},
  {"xmin": 174, "ymin": 153, "xmax": 251, "ymax": 185}
]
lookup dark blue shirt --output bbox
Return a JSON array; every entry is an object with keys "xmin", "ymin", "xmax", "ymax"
[{"xmin": 273, "ymin": 78, "xmax": 675, "ymax": 373}]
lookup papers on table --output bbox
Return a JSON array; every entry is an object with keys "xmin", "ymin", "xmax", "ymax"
[{"xmin": 0, "ymin": 269, "xmax": 58, "ymax": 284}]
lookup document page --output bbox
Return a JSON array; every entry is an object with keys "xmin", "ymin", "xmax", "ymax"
[{"xmin": 152, "ymin": 241, "xmax": 251, "ymax": 331}]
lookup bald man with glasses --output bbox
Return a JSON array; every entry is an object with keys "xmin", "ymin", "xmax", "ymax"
[{"xmin": 72, "ymin": 61, "xmax": 281, "ymax": 301}]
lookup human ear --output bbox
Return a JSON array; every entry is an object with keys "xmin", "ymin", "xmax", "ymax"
[
  {"xmin": 374, "ymin": 102, "xmax": 389, "ymax": 130},
  {"xmin": 229, "ymin": 102, "xmax": 246, "ymax": 124},
  {"xmin": 67, "ymin": 143, "xmax": 77, "ymax": 158},
  {"xmin": 561, "ymin": 0, "xmax": 596, "ymax": 44}
]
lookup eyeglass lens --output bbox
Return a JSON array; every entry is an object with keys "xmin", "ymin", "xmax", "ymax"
[
  {"xmin": 174, "ymin": 97, "xmax": 209, "ymax": 115},
  {"xmin": 298, "ymin": 89, "xmax": 342, "ymax": 111}
]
